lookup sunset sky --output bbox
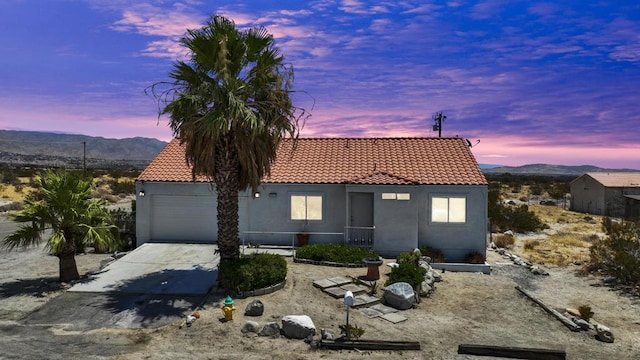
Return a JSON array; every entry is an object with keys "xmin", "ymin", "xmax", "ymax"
[{"xmin": 0, "ymin": 1, "xmax": 638, "ymax": 168}]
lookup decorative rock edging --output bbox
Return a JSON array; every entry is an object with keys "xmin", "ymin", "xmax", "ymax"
[
  {"xmin": 293, "ymin": 257, "xmax": 366, "ymax": 268},
  {"xmin": 490, "ymin": 246, "xmax": 549, "ymax": 276},
  {"xmin": 232, "ymin": 280, "xmax": 287, "ymax": 299}
]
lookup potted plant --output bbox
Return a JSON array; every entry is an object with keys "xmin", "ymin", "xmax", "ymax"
[{"xmin": 296, "ymin": 221, "xmax": 310, "ymax": 247}]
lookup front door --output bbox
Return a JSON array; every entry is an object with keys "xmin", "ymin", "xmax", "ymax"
[{"xmin": 349, "ymin": 192, "xmax": 374, "ymax": 245}]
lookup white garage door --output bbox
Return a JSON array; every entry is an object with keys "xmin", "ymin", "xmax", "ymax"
[{"xmin": 150, "ymin": 195, "xmax": 217, "ymax": 243}]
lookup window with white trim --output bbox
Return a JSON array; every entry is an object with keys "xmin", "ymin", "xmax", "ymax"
[
  {"xmin": 290, "ymin": 195, "xmax": 323, "ymax": 220},
  {"xmin": 431, "ymin": 196, "xmax": 466, "ymax": 223}
]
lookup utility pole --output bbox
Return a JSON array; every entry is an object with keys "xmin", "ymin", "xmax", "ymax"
[
  {"xmin": 433, "ymin": 112, "xmax": 446, "ymax": 137},
  {"xmin": 83, "ymin": 141, "xmax": 86, "ymax": 175}
]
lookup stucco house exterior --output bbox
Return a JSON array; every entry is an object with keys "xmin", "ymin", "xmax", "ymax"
[
  {"xmin": 136, "ymin": 137, "xmax": 488, "ymax": 260},
  {"xmin": 570, "ymin": 172, "xmax": 640, "ymax": 218}
]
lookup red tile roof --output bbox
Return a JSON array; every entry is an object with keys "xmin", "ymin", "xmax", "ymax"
[{"xmin": 138, "ymin": 137, "xmax": 488, "ymax": 185}]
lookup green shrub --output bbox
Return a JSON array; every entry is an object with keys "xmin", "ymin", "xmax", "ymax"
[
  {"xmin": 385, "ymin": 262, "xmax": 426, "ymax": 288},
  {"xmin": 464, "ymin": 252, "xmax": 485, "ymax": 264},
  {"xmin": 590, "ymin": 218, "xmax": 640, "ymax": 284},
  {"xmin": 107, "ymin": 178, "xmax": 136, "ymax": 195},
  {"xmin": 503, "ymin": 205, "xmax": 548, "ymax": 233},
  {"xmin": 494, "ymin": 234, "xmax": 515, "ymax": 248},
  {"xmin": 295, "ymin": 244, "xmax": 379, "ymax": 264},
  {"xmin": 218, "ymin": 253, "xmax": 287, "ymax": 292},
  {"xmin": 419, "ymin": 246, "xmax": 446, "ymax": 263},
  {"xmin": 397, "ymin": 251, "xmax": 420, "ymax": 265},
  {"xmin": 339, "ymin": 324, "xmax": 365, "ymax": 340}
]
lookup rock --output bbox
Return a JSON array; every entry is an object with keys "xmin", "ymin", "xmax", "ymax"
[
  {"xmin": 504, "ymin": 230, "xmax": 514, "ymax": 236},
  {"xmin": 413, "ymin": 248, "xmax": 421, "ymax": 255},
  {"xmin": 432, "ymin": 271, "xmax": 442, "ymax": 282},
  {"xmin": 241, "ymin": 321, "xmax": 261, "ymax": 334},
  {"xmin": 489, "ymin": 241, "xmax": 497, "ymax": 249},
  {"xmin": 321, "ymin": 328, "xmax": 334, "ymax": 340},
  {"xmin": 596, "ymin": 324, "xmax": 614, "ymax": 343},
  {"xmin": 281, "ymin": 315, "xmax": 316, "ymax": 339},
  {"xmin": 383, "ymin": 282, "xmax": 416, "ymax": 310},
  {"xmin": 424, "ymin": 272, "xmax": 435, "ymax": 286},
  {"xmin": 258, "ymin": 322, "xmax": 281, "ymax": 337},
  {"xmin": 418, "ymin": 281, "xmax": 433, "ymax": 297},
  {"xmin": 387, "ymin": 262, "xmax": 399, "ymax": 268},
  {"xmin": 529, "ymin": 266, "xmax": 549, "ymax": 276},
  {"xmin": 603, "ymin": 276, "xmax": 617, "ymax": 284},
  {"xmin": 498, "ymin": 248, "xmax": 506, "ymax": 255},
  {"xmin": 418, "ymin": 261, "xmax": 432, "ymax": 272},
  {"xmin": 572, "ymin": 317, "xmax": 592, "ymax": 331},
  {"xmin": 420, "ymin": 256, "xmax": 432, "ymax": 264},
  {"xmin": 244, "ymin": 299, "xmax": 264, "ymax": 316}
]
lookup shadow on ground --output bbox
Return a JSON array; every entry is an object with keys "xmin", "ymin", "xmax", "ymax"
[
  {"xmin": 0, "ymin": 277, "xmax": 61, "ymax": 298},
  {"xmin": 23, "ymin": 267, "xmax": 218, "ymax": 331}
]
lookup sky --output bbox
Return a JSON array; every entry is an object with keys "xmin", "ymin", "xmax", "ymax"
[{"xmin": 0, "ymin": 1, "xmax": 638, "ymax": 169}]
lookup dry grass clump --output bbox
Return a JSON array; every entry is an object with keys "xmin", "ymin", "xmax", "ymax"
[
  {"xmin": 494, "ymin": 234, "xmax": 515, "ymax": 249},
  {"xmin": 464, "ymin": 252, "xmax": 486, "ymax": 264},
  {"xmin": 522, "ymin": 231, "xmax": 591, "ymax": 266}
]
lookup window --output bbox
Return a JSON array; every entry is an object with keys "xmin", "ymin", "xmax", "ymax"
[
  {"xmin": 382, "ymin": 193, "xmax": 410, "ymax": 200},
  {"xmin": 431, "ymin": 196, "xmax": 466, "ymax": 223},
  {"xmin": 290, "ymin": 195, "xmax": 323, "ymax": 220}
]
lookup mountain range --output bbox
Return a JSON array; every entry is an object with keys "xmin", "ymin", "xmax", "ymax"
[
  {"xmin": 0, "ymin": 130, "xmax": 167, "ymax": 170},
  {"xmin": 0, "ymin": 130, "xmax": 637, "ymax": 174}
]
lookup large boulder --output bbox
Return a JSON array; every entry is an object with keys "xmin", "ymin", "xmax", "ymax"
[
  {"xmin": 383, "ymin": 282, "xmax": 416, "ymax": 310},
  {"xmin": 244, "ymin": 300, "xmax": 264, "ymax": 316},
  {"xmin": 281, "ymin": 315, "xmax": 316, "ymax": 339}
]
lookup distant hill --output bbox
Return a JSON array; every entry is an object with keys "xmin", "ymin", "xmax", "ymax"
[
  {"xmin": 482, "ymin": 163, "xmax": 640, "ymax": 176},
  {"xmin": 0, "ymin": 130, "xmax": 167, "ymax": 170}
]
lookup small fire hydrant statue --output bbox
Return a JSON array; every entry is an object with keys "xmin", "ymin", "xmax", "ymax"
[{"xmin": 221, "ymin": 296, "xmax": 236, "ymax": 321}]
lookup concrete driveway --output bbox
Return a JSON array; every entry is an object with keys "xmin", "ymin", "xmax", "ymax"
[{"xmin": 24, "ymin": 243, "xmax": 221, "ymax": 330}]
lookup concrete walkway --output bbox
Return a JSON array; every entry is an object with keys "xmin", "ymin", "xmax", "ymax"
[{"xmin": 70, "ymin": 243, "xmax": 220, "ymax": 295}]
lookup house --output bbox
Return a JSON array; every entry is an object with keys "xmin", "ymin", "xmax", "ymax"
[
  {"xmin": 570, "ymin": 172, "xmax": 640, "ymax": 218},
  {"xmin": 136, "ymin": 137, "xmax": 488, "ymax": 260}
]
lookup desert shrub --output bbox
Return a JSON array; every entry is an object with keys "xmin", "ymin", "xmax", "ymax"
[
  {"xmin": 294, "ymin": 244, "xmax": 379, "ymax": 264},
  {"xmin": 105, "ymin": 201, "xmax": 136, "ymax": 252},
  {"xmin": 385, "ymin": 262, "xmax": 426, "ymax": 288},
  {"xmin": 419, "ymin": 246, "xmax": 446, "ymax": 263},
  {"xmin": 582, "ymin": 234, "xmax": 600, "ymax": 242},
  {"xmin": 397, "ymin": 251, "xmax": 420, "ymax": 265},
  {"xmin": 523, "ymin": 239, "xmax": 540, "ymax": 250},
  {"xmin": 519, "ymin": 196, "xmax": 528, "ymax": 203},
  {"xmin": 107, "ymin": 178, "xmax": 135, "ymax": 195},
  {"xmin": 557, "ymin": 216, "xmax": 567, "ymax": 223},
  {"xmin": 583, "ymin": 216, "xmax": 594, "ymax": 222},
  {"xmin": 589, "ymin": 218, "xmax": 640, "ymax": 284},
  {"xmin": 339, "ymin": 324, "xmax": 365, "ymax": 340},
  {"xmin": 0, "ymin": 201, "xmax": 24, "ymax": 212},
  {"xmin": 511, "ymin": 184, "xmax": 521, "ymax": 193},
  {"xmin": 218, "ymin": 253, "xmax": 287, "ymax": 292},
  {"xmin": 494, "ymin": 234, "xmax": 515, "ymax": 249},
  {"xmin": 578, "ymin": 305, "xmax": 594, "ymax": 321},
  {"xmin": 530, "ymin": 184, "xmax": 544, "ymax": 196},
  {"xmin": 502, "ymin": 205, "xmax": 548, "ymax": 233},
  {"xmin": 464, "ymin": 252, "xmax": 485, "ymax": 264}
]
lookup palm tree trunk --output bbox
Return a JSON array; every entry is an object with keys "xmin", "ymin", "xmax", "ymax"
[
  {"xmin": 215, "ymin": 136, "xmax": 241, "ymax": 261},
  {"xmin": 58, "ymin": 252, "xmax": 80, "ymax": 283}
]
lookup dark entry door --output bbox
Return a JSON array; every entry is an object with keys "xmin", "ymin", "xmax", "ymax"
[{"xmin": 350, "ymin": 192, "xmax": 373, "ymax": 227}]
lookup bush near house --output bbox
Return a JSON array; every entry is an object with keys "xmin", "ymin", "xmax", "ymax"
[
  {"xmin": 295, "ymin": 244, "xmax": 379, "ymax": 264},
  {"xmin": 218, "ymin": 253, "xmax": 287, "ymax": 292},
  {"xmin": 385, "ymin": 261, "xmax": 426, "ymax": 288},
  {"xmin": 419, "ymin": 246, "xmax": 446, "ymax": 263},
  {"xmin": 589, "ymin": 217, "xmax": 640, "ymax": 285}
]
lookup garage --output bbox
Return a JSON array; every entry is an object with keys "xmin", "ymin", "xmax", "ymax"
[{"xmin": 150, "ymin": 195, "xmax": 217, "ymax": 243}]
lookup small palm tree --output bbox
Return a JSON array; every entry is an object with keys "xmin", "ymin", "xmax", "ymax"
[
  {"xmin": 1, "ymin": 170, "xmax": 116, "ymax": 282},
  {"xmin": 151, "ymin": 15, "xmax": 308, "ymax": 262}
]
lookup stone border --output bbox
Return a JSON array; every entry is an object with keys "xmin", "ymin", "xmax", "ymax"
[
  {"xmin": 232, "ymin": 280, "xmax": 287, "ymax": 299},
  {"xmin": 293, "ymin": 257, "xmax": 366, "ymax": 268}
]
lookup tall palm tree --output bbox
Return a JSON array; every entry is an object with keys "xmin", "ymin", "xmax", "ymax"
[
  {"xmin": 1, "ymin": 170, "xmax": 116, "ymax": 282},
  {"xmin": 154, "ymin": 16, "xmax": 307, "ymax": 261}
]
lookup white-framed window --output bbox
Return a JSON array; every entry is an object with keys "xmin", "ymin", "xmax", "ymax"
[
  {"xmin": 431, "ymin": 196, "xmax": 466, "ymax": 223},
  {"xmin": 290, "ymin": 194, "xmax": 323, "ymax": 220}
]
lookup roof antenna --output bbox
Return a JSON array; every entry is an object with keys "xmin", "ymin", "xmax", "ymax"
[
  {"xmin": 432, "ymin": 112, "xmax": 446, "ymax": 137},
  {"xmin": 346, "ymin": 139, "xmax": 349, "ymax": 148},
  {"xmin": 466, "ymin": 139, "xmax": 481, "ymax": 147}
]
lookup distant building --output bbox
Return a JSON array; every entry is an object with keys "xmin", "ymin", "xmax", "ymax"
[{"xmin": 570, "ymin": 172, "xmax": 640, "ymax": 218}]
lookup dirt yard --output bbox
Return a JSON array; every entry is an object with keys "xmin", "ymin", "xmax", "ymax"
[{"xmin": 2, "ymin": 207, "xmax": 640, "ymax": 359}]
